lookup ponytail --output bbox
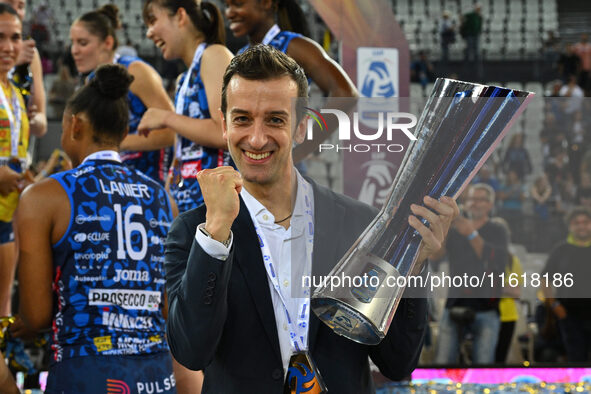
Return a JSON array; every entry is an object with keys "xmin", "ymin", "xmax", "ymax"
[
  {"xmin": 276, "ymin": 0, "xmax": 310, "ymax": 37},
  {"xmin": 200, "ymin": 2, "xmax": 225, "ymax": 45}
]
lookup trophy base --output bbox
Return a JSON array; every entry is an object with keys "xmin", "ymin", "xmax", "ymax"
[
  {"xmin": 311, "ymin": 251, "xmax": 403, "ymax": 345},
  {"xmin": 311, "ymin": 296, "xmax": 383, "ymax": 345}
]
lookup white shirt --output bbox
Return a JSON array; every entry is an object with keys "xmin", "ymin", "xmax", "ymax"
[
  {"xmin": 195, "ymin": 171, "xmax": 314, "ymax": 373},
  {"xmin": 559, "ymin": 84, "xmax": 584, "ymax": 114}
]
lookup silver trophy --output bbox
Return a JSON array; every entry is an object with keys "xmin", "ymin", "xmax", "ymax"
[{"xmin": 311, "ymin": 78, "xmax": 534, "ymax": 345}]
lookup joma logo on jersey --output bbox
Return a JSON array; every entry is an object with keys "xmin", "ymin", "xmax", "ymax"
[
  {"xmin": 101, "ymin": 311, "xmax": 154, "ymax": 330},
  {"xmin": 114, "ymin": 269, "xmax": 149, "ymax": 283},
  {"xmin": 72, "ymin": 165, "xmax": 94, "ymax": 178}
]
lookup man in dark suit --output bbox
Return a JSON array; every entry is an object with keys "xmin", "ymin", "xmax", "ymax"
[{"xmin": 165, "ymin": 45, "xmax": 458, "ymax": 393}]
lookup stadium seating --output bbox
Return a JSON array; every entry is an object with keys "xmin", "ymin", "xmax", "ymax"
[
  {"xmin": 392, "ymin": 0, "xmax": 557, "ymax": 60},
  {"xmin": 28, "ymin": 0, "xmax": 558, "ymax": 61}
]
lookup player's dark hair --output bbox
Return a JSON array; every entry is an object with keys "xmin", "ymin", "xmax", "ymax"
[
  {"xmin": 76, "ymin": 4, "xmax": 121, "ymax": 50},
  {"xmin": 143, "ymin": 0, "xmax": 225, "ymax": 44},
  {"xmin": 66, "ymin": 64, "xmax": 133, "ymax": 144}
]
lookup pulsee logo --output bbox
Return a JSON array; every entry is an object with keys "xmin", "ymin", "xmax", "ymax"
[{"xmin": 304, "ymin": 107, "xmax": 417, "ymax": 153}]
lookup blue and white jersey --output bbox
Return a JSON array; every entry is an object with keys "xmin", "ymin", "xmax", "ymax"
[
  {"xmin": 49, "ymin": 158, "xmax": 173, "ymax": 363},
  {"xmin": 238, "ymin": 30, "xmax": 311, "ymax": 88},
  {"xmin": 172, "ymin": 47, "xmax": 232, "ymax": 213},
  {"xmin": 237, "ymin": 30, "xmax": 301, "ymax": 54},
  {"xmin": 90, "ymin": 56, "xmax": 172, "ymax": 185}
]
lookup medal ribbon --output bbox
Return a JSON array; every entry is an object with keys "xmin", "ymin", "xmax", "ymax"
[
  {"xmin": 262, "ymin": 24, "xmax": 281, "ymax": 45},
  {"xmin": 174, "ymin": 42, "xmax": 207, "ymax": 160}
]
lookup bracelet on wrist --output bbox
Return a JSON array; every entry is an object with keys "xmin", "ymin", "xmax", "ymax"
[
  {"xmin": 200, "ymin": 224, "xmax": 231, "ymax": 248},
  {"xmin": 467, "ymin": 230, "xmax": 479, "ymax": 241}
]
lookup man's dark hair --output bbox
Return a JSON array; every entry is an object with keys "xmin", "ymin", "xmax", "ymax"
[
  {"xmin": 566, "ymin": 206, "xmax": 591, "ymax": 226},
  {"xmin": 0, "ymin": 3, "xmax": 19, "ymax": 19},
  {"xmin": 221, "ymin": 44, "xmax": 308, "ymax": 123}
]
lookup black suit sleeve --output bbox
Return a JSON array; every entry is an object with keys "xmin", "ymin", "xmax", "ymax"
[
  {"xmin": 367, "ymin": 289, "xmax": 428, "ymax": 380},
  {"xmin": 164, "ymin": 211, "xmax": 234, "ymax": 370}
]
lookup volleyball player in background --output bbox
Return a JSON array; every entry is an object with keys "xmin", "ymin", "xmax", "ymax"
[
  {"xmin": 1, "ymin": 0, "xmax": 46, "ymax": 137},
  {"xmin": 0, "ymin": 3, "xmax": 30, "ymax": 317},
  {"xmin": 224, "ymin": 0, "xmax": 358, "ymax": 161},
  {"xmin": 139, "ymin": 0, "xmax": 233, "ymax": 213},
  {"xmin": 16, "ymin": 64, "xmax": 177, "ymax": 393},
  {"xmin": 70, "ymin": 4, "xmax": 175, "ymax": 185}
]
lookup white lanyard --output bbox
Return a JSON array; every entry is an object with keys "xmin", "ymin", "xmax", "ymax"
[
  {"xmin": 174, "ymin": 42, "xmax": 206, "ymax": 160},
  {"xmin": 82, "ymin": 150, "xmax": 121, "ymax": 164},
  {"xmin": 247, "ymin": 180, "xmax": 314, "ymax": 353},
  {"xmin": 262, "ymin": 24, "xmax": 281, "ymax": 45},
  {"xmin": 0, "ymin": 82, "xmax": 22, "ymax": 158}
]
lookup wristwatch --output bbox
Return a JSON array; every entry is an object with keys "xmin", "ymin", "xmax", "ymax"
[{"xmin": 199, "ymin": 224, "xmax": 231, "ymax": 248}]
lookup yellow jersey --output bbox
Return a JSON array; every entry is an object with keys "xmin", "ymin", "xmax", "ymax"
[
  {"xmin": 499, "ymin": 255, "xmax": 523, "ymax": 322},
  {"xmin": 0, "ymin": 80, "xmax": 29, "ymax": 223}
]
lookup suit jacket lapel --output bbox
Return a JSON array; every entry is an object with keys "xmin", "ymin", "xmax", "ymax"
[
  {"xmin": 308, "ymin": 182, "xmax": 345, "ymax": 350},
  {"xmin": 233, "ymin": 197, "xmax": 282, "ymax": 363}
]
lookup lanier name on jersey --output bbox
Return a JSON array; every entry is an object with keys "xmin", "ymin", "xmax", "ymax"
[{"xmin": 99, "ymin": 179, "xmax": 151, "ymax": 199}]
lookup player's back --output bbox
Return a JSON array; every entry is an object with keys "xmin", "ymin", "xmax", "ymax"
[{"xmin": 49, "ymin": 157, "xmax": 173, "ymax": 362}]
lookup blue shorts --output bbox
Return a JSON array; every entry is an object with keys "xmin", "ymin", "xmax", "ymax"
[
  {"xmin": 46, "ymin": 352, "xmax": 176, "ymax": 394},
  {"xmin": 0, "ymin": 221, "xmax": 13, "ymax": 244}
]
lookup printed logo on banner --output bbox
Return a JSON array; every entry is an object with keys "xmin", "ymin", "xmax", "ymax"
[
  {"xmin": 356, "ymin": 47, "xmax": 400, "ymax": 133},
  {"xmin": 357, "ymin": 47, "xmax": 399, "ymax": 99},
  {"xmin": 357, "ymin": 154, "xmax": 398, "ymax": 206}
]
